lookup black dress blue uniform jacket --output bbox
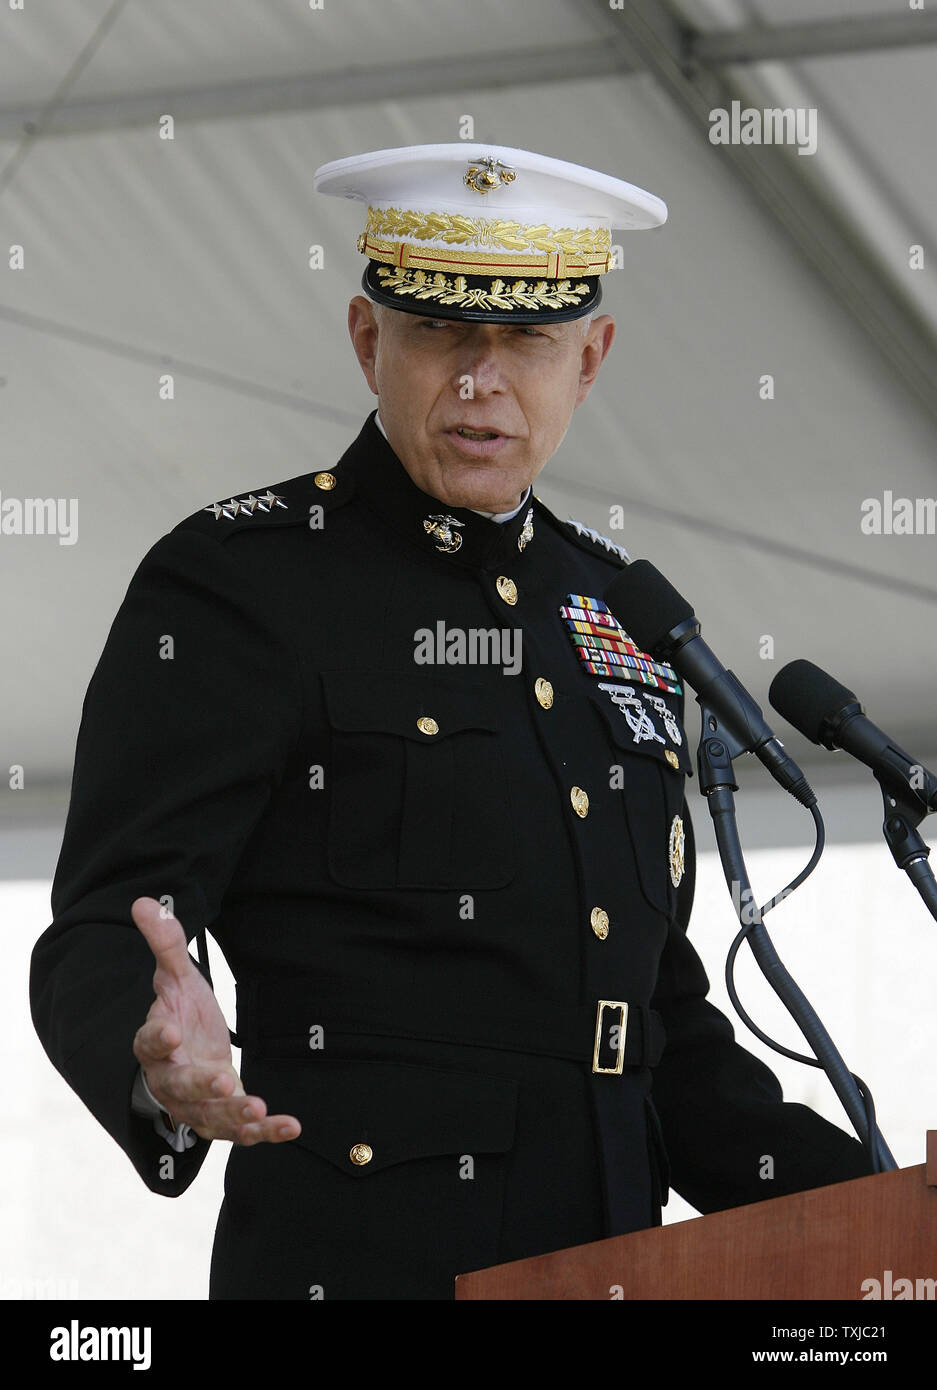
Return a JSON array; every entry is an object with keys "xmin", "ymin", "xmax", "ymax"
[{"xmin": 30, "ymin": 412, "xmax": 873, "ymax": 1299}]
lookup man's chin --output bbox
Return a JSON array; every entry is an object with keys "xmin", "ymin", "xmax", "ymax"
[
  {"xmin": 431, "ymin": 440, "xmax": 532, "ymax": 513},
  {"xmin": 433, "ymin": 471, "xmax": 529, "ymax": 515}
]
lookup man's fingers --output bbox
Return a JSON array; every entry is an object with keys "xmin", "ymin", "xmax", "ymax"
[
  {"xmin": 189, "ymin": 1101, "xmax": 302, "ymax": 1145},
  {"xmin": 143, "ymin": 1071, "xmax": 301, "ymax": 1143},
  {"xmin": 144, "ymin": 1061, "xmax": 244, "ymax": 1109},
  {"xmin": 133, "ymin": 1017, "xmax": 182, "ymax": 1063},
  {"xmin": 144, "ymin": 1072, "xmax": 300, "ymax": 1140},
  {"xmin": 227, "ymin": 1113, "xmax": 302, "ymax": 1146},
  {"xmin": 201, "ymin": 1093, "xmax": 269, "ymax": 1134},
  {"xmin": 131, "ymin": 896, "xmax": 196, "ymax": 983}
]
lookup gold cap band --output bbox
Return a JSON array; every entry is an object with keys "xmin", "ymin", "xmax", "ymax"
[{"xmin": 359, "ymin": 233, "xmax": 611, "ymax": 279}]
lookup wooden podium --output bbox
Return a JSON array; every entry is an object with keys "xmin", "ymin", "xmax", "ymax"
[{"xmin": 454, "ymin": 1131, "xmax": 937, "ymax": 1300}]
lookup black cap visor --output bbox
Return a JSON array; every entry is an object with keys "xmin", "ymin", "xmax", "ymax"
[{"xmin": 363, "ymin": 261, "xmax": 602, "ymax": 325}]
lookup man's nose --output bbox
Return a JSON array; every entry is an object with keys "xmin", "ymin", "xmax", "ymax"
[{"xmin": 452, "ymin": 331, "xmax": 509, "ymax": 393}]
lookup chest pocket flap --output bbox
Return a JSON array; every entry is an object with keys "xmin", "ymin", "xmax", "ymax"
[{"xmin": 322, "ymin": 670, "xmax": 516, "ymax": 890}]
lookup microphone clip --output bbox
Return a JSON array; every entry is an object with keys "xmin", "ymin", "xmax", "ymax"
[
  {"xmin": 696, "ymin": 697, "xmax": 743, "ymax": 796},
  {"xmin": 877, "ymin": 773, "xmax": 932, "ymax": 872}
]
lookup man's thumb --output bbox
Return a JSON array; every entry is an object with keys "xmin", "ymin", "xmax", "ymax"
[{"xmin": 131, "ymin": 896, "xmax": 195, "ymax": 981}]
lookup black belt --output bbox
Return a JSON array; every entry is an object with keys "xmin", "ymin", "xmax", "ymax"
[{"xmin": 236, "ymin": 979, "xmax": 665, "ymax": 1073}]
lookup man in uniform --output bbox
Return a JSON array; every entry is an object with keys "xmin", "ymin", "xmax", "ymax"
[{"xmin": 30, "ymin": 144, "xmax": 873, "ymax": 1300}]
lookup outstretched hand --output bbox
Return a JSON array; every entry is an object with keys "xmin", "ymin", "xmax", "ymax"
[{"xmin": 131, "ymin": 896, "xmax": 301, "ymax": 1145}]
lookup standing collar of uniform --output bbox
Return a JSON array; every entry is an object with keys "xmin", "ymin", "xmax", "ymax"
[{"xmin": 338, "ymin": 410, "xmax": 536, "ymax": 571}]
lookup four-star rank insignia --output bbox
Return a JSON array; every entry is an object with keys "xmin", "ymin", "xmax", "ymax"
[{"xmin": 204, "ymin": 489, "xmax": 287, "ymax": 520}]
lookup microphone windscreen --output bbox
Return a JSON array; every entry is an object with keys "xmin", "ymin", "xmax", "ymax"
[
  {"xmin": 604, "ymin": 559, "xmax": 695, "ymax": 656},
  {"xmin": 768, "ymin": 659, "xmax": 858, "ymax": 745}
]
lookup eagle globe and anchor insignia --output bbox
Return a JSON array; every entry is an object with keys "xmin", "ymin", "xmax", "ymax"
[
  {"xmin": 424, "ymin": 506, "xmax": 534, "ymax": 555},
  {"xmin": 423, "ymin": 514, "xmax": 465, "ymax": 553},
  {"xmin": 517, "ymin": 506, "xmax": 535, "ymax": 552},
  {"xmin": 463, "ymin": 156, "xmax": 517, "ymax": 194}
]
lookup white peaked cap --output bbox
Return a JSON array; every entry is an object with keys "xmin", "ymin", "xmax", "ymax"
[{"xmin": 313, "ymin": 142, "xmax": 667, "ymax": 323}]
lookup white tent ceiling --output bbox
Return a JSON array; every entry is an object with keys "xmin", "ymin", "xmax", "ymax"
[{"xmin": 1, "ymin": 0, "xmax": 935, "ymax": 839}]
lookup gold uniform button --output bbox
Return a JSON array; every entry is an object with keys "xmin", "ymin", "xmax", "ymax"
[
  {"xmin": 534, "ymin": 677, "xmax": 554, "ymax": 709},
  {"xmin": 349, "ymin": 1143, "xmax": 373, "ymax": 1166},
  {"xmin": 416, "ymin": 716, "xmax": 439, "ymax": 736},
  {"xmin": 590, "ymin": 907, "xmax": 610, "ymax": 940},
  {"xmin": 665, "ymin": 749, "xmax": 680, "ymax": 770},
  {"xmin": 314, "ymin": 471, "xmax": 337, "ymax": 490},
  {"xmin": 496, "ymin": 575, "xmax": 518, "ymax": 605},
  {"xmin": 570, "ymin": 786, "xmax": 589, "ymax": 818}
]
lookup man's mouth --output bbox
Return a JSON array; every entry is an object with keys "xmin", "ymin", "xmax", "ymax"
[{"xmin": 444, "ymin": 425, "xmax": 512, "ymax": 458}]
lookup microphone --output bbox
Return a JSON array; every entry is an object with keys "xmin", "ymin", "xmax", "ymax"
[
  {"xmin": 605, "ymin": 561, "xmax": 814, "ymax": 804},
  {"xmin": 769, "ymin": 659, "xmax": 937, "ymax": 813}
]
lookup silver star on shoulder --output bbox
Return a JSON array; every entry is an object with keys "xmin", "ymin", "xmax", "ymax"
[
  {"xmin": 255, "ymin": 489, "xmax": 288, "ymax": 512},
  {"xmin": 566, "ymin": 518, "xmax": 630, "ymax": 562},
  {"xmin": 204, "ymin": 489, "xmax": 287, "ymax": 520},
  {"xmin": 517, "ymin": 507, "xmax": 534, "ymax": 552}
]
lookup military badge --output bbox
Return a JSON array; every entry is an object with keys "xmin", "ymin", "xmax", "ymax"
[
  {"xmin": 559, "ymin": 595, "xmax": 682, "ymax": 695},
  {"xmin": 463, "ymin": 155, "xmax": 517, "ymax": 193},
  {"xmin": 566, "ymin": 522, "xmax": 629, "ymax": 562},
  {"xmin": 597, "ymin": 683, "xmax": 665, "ymax": 746},
  {"xmin": 423, "ymin": 514, "xmax": 465, "ymax": 553},
  {"xmin": 642, "ymin": 692, "xmax": 683, "ymax": 746},
  {"xmin": 669, "ymin": 814, "xmax": 686, "ymax": 887},
  {"xmin": 204, "ymin": 490, "xmax": 287, "ymax": 520},
  {"xmin": 517, "ymin": 507, "xmax": 535, "ymax": 552}
]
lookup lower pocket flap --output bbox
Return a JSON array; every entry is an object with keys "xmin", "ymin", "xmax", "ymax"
[{"xmin": 243, "ymin": 1056, "xmax": 520, "ymax": 1176}]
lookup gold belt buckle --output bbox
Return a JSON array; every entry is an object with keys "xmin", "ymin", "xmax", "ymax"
[{"xmin": 592, "ymin": 1000, "xmax": 629, "ymax": 1075}]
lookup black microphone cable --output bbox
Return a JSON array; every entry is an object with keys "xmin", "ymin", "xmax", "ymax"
[
  {"xmin": 721, "ymin": 803, "xmax": 884, "ymax": 1172},
  {"xmin": 606, "ymin": 561, "xmax": 896, "ymax": 1172}
]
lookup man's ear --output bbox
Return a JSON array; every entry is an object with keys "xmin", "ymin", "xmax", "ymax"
[
  {"xmin": 575, "ymin": 314, "xmax": 615, "ymax": 408},
  {"xmin": 348, "ymin": 296, "xmax": 380, "ymax": 395}
]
